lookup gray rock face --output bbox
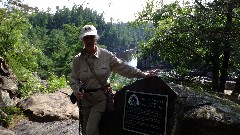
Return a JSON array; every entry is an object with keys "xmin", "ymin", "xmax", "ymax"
[
  {"xmin": 17, "ymin": 88, "xmax": 79, "ymax": 121},
  {"xmin": 0, "ymin": 90, "xmax": 13, "ymax": 107},
  {"xmin": 0, "ymin": 126, "xmax": 15, "ymax": 135},
  {"xmin": 0, "ymin": 76, "xmax": 18, "ymax": 107},
  {"xmin": 1, "ymin": 76, "xmax": 18, "ymax": 95}
]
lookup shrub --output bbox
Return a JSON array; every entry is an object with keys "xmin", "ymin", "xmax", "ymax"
[
  {"xmin": 0, "ymin": 106, "xmax": 24, "ymax": 128},
  {"xmin": 109, "ymin": 73, "xmax": 136, "ymax": 91}
]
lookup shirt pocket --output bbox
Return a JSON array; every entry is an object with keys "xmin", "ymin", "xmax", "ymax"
[
  {"xmin": 79, "ymin": 68, "xmax": 88, "ymax": 79},
  {"xmin": 98, "ymin": 65, "xmax": 109, "ymax": 76}
]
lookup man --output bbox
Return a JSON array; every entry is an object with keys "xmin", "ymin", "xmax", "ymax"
[{"xmin": 70, "ymin": 24, "xmax": 156, "ymax": 135}]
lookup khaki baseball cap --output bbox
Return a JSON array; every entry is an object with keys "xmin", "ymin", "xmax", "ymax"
[{"xmin": 80, "ymin": 25, "xmax": 97, "ymax": 39}]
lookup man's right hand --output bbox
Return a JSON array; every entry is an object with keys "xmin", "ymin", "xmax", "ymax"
[{"xmin": 76, "ymin": 90, "xmax": 84, "ymax": 100}]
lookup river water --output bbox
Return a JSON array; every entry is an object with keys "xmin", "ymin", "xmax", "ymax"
[
  {"xmin": 117, "ymin": 48, "xmax": 138, "ymax": 67},
  {"xmin": 126, "ymin": 57, "xmax": 137, "ymax": 67}
]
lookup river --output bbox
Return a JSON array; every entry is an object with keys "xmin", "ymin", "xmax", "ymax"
[
  {"xmin": 126, "ymin": 57, "xmax": 137, "ymax": 67},
  {"xmin": 117, "ymin": 48, "xmax": 138, "ymax": 67}
]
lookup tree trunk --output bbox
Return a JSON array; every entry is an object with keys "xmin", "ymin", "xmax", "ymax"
[
  {"xmin": 219, "ymin": 3, "xmax": 233, "ymax": 93},
  {"xmin": 212, "ymin": 55, "xmax": 220, "ymax": 91},
  {"xmin": 211, "ymin": 48, "xmax": 220, "ymax": 91},
  {"xmin": 212, "ymin": 66, "xmax": 219, "ymax": 91},
  {"xmin": 219, "ymin": 51, "xmax": 230, "ymax": 93}
]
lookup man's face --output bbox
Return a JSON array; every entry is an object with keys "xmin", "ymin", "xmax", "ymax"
[{"xmin": 82, "ymin": 35, "xmax": 97, "ymax": 47}]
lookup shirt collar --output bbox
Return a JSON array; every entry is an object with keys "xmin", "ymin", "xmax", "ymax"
[
  {"xmin": 82, "ymin": 46, "xmax": 100, "ymax": 59},
  {"xmin": 94, "ymin": 46, "xmax": 100, "ymax": 58}
]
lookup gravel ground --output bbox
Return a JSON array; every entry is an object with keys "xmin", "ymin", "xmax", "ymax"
[{"xmin": 10, "ymin": 119, "xmax": 81, "ymax": 135}]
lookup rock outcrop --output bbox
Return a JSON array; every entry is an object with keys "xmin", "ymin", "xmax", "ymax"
[
  {"xmin": 0, "ymin": 126, "xmax": 15, "ymax": 135},
  {"xmin": 170, "ymin": 83, "xmax": 240, "ymax": 135},
  {"xmin": 17, "ymin": 88, "xmax": 79, "ymax": 121}
]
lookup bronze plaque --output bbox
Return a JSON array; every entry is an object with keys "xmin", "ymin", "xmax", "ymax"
[{"xmin": 123, "ymin": 91, "xmax": 168, "ymax": 135}]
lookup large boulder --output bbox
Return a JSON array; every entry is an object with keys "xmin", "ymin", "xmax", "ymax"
[
  {"xmin": 17, "ymin": 88, "xmax": 79, "ymax": 121},
  {"xmin": 169, "ymin": 83, "xmax": 240, "ymax": 135}
]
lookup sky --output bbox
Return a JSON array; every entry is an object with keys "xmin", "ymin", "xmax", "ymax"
[{"xmin": 22, "ymin": 0, "xmax": 175, "ymax": 23}]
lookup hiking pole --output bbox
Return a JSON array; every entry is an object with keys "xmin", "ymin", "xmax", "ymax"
[
  {"xmin": 79, "ymin": 89, "xmax": 84, "ymax": 135},
  {"xmin": 79, "ymin": 101, "xmax": 82, "ymax": 135}
]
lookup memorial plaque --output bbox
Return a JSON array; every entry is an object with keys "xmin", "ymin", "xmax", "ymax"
[{"xmin": 123, "ymin": 91, "xmax": 168, "ymax": 135}]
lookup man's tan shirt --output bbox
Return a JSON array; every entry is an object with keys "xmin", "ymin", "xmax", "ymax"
[{"xmin": 70, "ymin": 47, "xmax": 145, "ymax": 94}]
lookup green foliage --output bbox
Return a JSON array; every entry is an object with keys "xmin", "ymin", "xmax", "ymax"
[
  {"xmin": 99, "ymin": 23, "xmax": 145, "ymax": 52},
  {"xmin": 8, "ymin": 61, "xmax": 46, "ymax": 97},
  {"xmin": 14, "ymin": 71, "xmax": 67, "ymax": 97},
  {"xmin": 109, "ymin": 73, "xmax": 137, "ymax": 91},
  {"xmin": 8, "ymin": 42, "xmax": 43, "ymax": 71},
  {"xmin": 0, "ymin": 7, "xmax": 31, "ymax": 59},
  {"xmin": 0, "ymin": 3, "xmax": 54, "ymax": 97},
  {"xmin": 8, "ymin": 52, "xmax": 67, "ymax": 97},
  {"xmin": 0, "ymin": 106, "xmax": 23, "ymax": 127},
  {"xmin": 48, "ymin": 74, "xmax": 68, "ymax": 93}
]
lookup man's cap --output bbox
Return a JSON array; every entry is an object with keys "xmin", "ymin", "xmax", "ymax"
[{"xmin": 80, "ymin": 25, "xmax": 97, "ymax": 39}]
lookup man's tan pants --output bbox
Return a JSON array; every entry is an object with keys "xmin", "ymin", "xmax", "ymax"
[{"xmin": 80, "ymin": 90, "xmax": 106, "ymax": 135}]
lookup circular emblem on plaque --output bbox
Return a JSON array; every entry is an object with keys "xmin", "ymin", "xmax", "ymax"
[{"xmin": 128, "ymin": 94, "xmax": 139, "ymax": 106}]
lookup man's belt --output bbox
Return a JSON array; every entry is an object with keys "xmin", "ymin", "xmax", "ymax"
[
  {"xmin": 84, "ymin": 87, "xmax": 103, "ymax": 93},
  {"xmin": 84, "ymin": 84, "xmax": 110, "ymax": 93}
]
